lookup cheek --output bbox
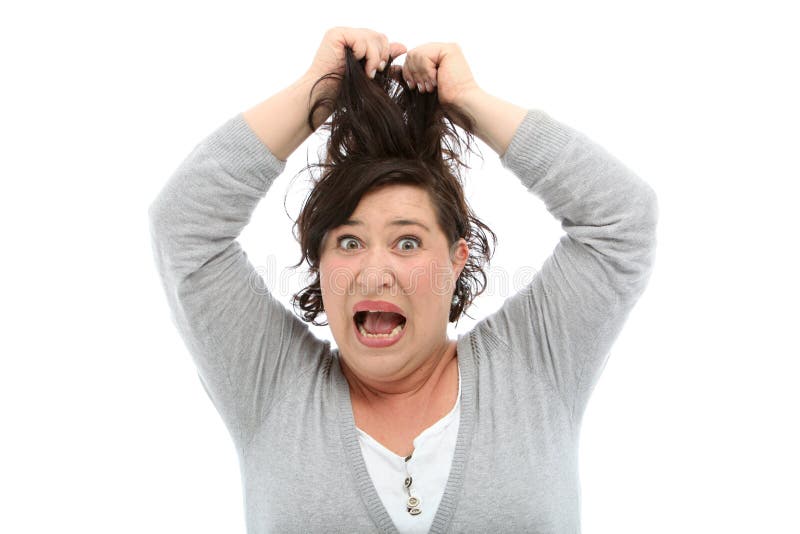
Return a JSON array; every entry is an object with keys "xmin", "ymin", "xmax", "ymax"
[
  {"xmin": 405, "ymin": 258, "xmax": 455, "ymax": 302},
  {"xmin": 319, "ymin": 259, "xmax": 356, "ymax": 327}
]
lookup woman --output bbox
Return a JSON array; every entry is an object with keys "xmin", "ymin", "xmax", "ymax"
[{"xmin": 148, "ymin": 27, "xmax": 658, "ymax": 533}]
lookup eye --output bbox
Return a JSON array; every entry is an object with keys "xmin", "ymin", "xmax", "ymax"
[
  {"xmin": 337, "ymin": 235, "xmax": 362, "ymax": 250},
  {"xmin": 396, "ymin": 236, "xmax": 421, "ymax": 251}
]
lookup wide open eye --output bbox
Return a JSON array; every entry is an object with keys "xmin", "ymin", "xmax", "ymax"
[
  {"xmin": 396, "ymin": 237, "xmax": 421, "ymax": 251},
  {"xmin": 337, "ymin": 236, "xmax": 361, "ymax": 250}
]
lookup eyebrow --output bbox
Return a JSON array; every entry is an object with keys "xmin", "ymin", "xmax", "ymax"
[{"xmin": 340, "ymin": 218, "xmax": 431, "ymax": 232}]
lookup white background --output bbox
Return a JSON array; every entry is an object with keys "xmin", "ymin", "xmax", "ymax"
[{"xmin": 2, "ymin": 1, "xmax": 798, "ymax": 532}]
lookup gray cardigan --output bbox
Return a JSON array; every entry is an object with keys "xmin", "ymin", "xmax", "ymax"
[{"xmin": 148, "ymin": 108, "xmax": 658, "ymax": 533}]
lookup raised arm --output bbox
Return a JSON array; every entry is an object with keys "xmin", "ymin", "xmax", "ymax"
[
  {"xmin": 147, "ymin": 78, "xmax": 325, "ymax": 447},
  {"xmin": 407, "ymin": 43, "xmax": 658, "ymax": 422},
  {"xmin": 488, "ymin": 107, "xmax": 658, "ymax": 422},
  {"xmin": 148, "ymin": 28, "xmax": 407, "ymax": 447},
  {"xmin": 467, "ymin": 90, "xmax": 657, "ymax": 423}
]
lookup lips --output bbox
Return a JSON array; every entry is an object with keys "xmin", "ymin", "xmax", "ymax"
[
  {"xmin": 352, "ymin": 300, "xmax": 406, "ymax": 316},
  {"xmin": 352, "ymin": 300, "xmax": 407, "ymax": 348}
]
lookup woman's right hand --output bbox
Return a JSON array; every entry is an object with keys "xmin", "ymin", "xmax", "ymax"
[
  {"xmin": 305, "ymin": 27, "xmax": 407, "ymax": 85},
  {"xmin": 244, "ymin": 27, "xmax": 406, "ymax": 161}
]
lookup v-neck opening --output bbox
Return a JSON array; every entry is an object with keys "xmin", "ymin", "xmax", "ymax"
[
  {"xmin": 355, "ymin": 365, "xmax": 462, "ymax": 461},
  {"xmin": 333, "ymin": 332, "xmax": 477, "ymax": 534}
]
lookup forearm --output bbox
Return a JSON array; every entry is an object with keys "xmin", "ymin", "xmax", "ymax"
[
  {"xmin": 457, "ymin": 88, "xmax": 529, "ymax": 157},
  {"xmin": 242, "ymin": 72, "xmax": 330, "ymax": 161}
]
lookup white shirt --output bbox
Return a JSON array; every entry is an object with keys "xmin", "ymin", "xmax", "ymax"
[{"xmin": 356, "ymin": 368, "xmax": 461, "ymax": 534}]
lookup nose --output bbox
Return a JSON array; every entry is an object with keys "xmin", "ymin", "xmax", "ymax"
[{"xmin": 354, "ymin": 247, "xmax": 397, "ymax": 295}]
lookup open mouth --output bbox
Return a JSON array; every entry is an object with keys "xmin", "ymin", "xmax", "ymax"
[{"xmin": 353, "ymin": 311, "xmax": 407, "ymax": 339}]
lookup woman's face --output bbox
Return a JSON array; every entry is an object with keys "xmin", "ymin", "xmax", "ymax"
[{"xmin": 318, "ymin": 184, "xmax": 469, "ymax": 387}]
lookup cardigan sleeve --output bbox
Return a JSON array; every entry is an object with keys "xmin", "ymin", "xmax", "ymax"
[
  {"xmin": 476, "ymin": 110, "xmax": 659, "ymax": 423},
  {"xmin": 147, "ymin": 113, "xmax": 329, "ymax": 447}
]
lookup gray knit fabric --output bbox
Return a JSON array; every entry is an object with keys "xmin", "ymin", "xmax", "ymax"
[{"xmin": 148, "ymin": 108, "xmax": 658, "ymax": 533}]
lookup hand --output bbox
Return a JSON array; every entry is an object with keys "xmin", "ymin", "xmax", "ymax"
[
  {"xmin": 306, "ymin": 26, "xmax": 407, "ymax": 86},
  {"xmin": 401, "ymin": 42, "xmax": 481, "ymax": 109}
]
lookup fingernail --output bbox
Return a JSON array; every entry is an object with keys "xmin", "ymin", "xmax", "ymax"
[
  {"xmin": 379, "ymin": 60, "xmax": 386, "ymax": 71},
  {"xmin": 417, "ymin": 82, "xmax": 423, "ymax": 92},
  {"xmin": 370, "ymin": 69, "xmax": 377, "ymax": 79}
]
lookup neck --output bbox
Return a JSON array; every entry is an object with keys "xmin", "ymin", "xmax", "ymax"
[{"xmin": 342, "ymin": 338, "xmax": 458, "ymax": 411}]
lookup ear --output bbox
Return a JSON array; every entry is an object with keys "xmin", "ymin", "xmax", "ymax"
[{"xmin": 450, "ymin": 238, "xmax": 469, "ymax": 279}]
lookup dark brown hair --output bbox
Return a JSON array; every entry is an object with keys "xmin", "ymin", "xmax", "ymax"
[{"xmin": 290, "ymin": 47, "xmax": 496, "ymax": 326}]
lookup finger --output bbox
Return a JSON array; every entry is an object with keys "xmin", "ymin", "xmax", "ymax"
[
  {"xmin": 364, "ymin": 38, "xmax": 383, "ymax": 78},
  {"xmin": 349, "ymin": 37, "xmax": 369, "ymax": 64},
  {"xmin": 377, "ymin": 34, "xmax": 391, "ymax": 72},
  {"xmin": 388, "ymin": 42, "xmax": 407, "ymax": 62},
  {"xmin": 424, "ymin": 70, "xmax": 439, "ymax": 92},
  {"xmin": 405, "ymin": 52, "xmax": 433, "ymax": 91},
  {"xmin": 402, "ymin": 62, "xmax": 416, "ymax": 89},
  {"xmin": 417, "ymin": 56, "xmax": 438, "ymax": 92},
  {"xmin": 407, "ymin": 65, "xmax": 429, "ymax": 92}
]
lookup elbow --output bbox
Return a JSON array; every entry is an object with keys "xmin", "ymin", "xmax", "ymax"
[
  {"xmin": 147, "ymin": 199, "xmax": 165, "ymax": 244},
  {"xmin": 146, "ymin": 193, "xmax": 182, "ymax": 285},
  {"xmin": 605, "ymin": 179, "xmax": 659, "ymax": 297},
  {"xmin": 623, "ymin": 182, "xmax": 659, "ymax": 294},
  {"xmin": 623, "ymin": 179, "xmax": 658, "ymax": 255},
  {"xmin": 146, "ymin": 191, "xmax": 177, "ymax": 273},
  {"xmin": 147, "ymin": 187, "xmax": 173, "ymax": 240},
  {"xmin": 618, "ymin": 169, "xmax": 658, "ymax": 247},
  {"xmin": 147, "ymin": 195, "xmax": 167, "ymax": 259},
  {"xmin": 637, "ymin": 182, "xmax": 659, "ymax": 246}
]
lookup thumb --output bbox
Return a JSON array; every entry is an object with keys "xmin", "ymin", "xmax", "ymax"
[{"xmin": 389, "ymin": 42, "xmax": 407, "ymax": 61}]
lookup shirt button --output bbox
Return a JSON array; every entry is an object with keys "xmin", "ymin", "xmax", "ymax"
[
  {"xmin": 404, "ymin": 477, "xmax": 413, "ymax": 488},
  {"xmin": 408, "ymin": 507, "xmax": 422, "ymax": 516},
  {"xmin": 407, "ymin": 496, "xmax": 420, "ymax": 508}
]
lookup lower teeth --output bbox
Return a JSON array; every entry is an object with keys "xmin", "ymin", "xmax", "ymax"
[{"xmin": 358, "ymin": 322, "xmax": 404, "ymax": 338}]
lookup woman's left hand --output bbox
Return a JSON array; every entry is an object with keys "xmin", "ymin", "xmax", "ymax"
[{"xmin": 400, "ymin": 42, "xmax": 481, "ymax": 109}]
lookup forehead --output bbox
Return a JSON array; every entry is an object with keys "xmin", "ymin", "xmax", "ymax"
[{"xmin": 349, "ymin": 184, "xmax": 435, "ymax": 223}]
